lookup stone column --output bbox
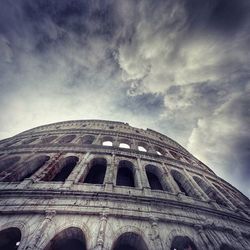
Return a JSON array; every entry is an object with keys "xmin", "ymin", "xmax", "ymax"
[
  {"xmin": 130, "ymin": 139, "xmax": 137, "ymax": 150},
  {"xmin": 72, "ymin": 153, "xmax": 90, "ymax": 183},
  {"xmin": 93, "ymin": 133, "xmax": 102, "ymax": 145},
  {"xmin": 234, "ymin": 231, "xmax": 249, "ymax": 249},
  {"xmin": 137, "ymin": 157, "xmax": 150, "ymax": 193},
  {"xmin": 183, "ymin": 170, "xmax": 209, "ymax": 201},
  {"xmin": 162, "ymin": 164, "xmax": 179, "ymax": 194},
  {"xmin": 205, "ymin": 229, "xmax": 221, "ymax": 250},
  {"xmin": 94, "ymin": 211, "xmax": 108, "ymax": 250},
  {"xmin": 204, "ymin": 177, "xmax": 235, "ymax": 210},
  {"xmin": 194, "ymin": 225, "xmax": 213, "ymax": 250},
  {"xmin": 24, "ymin": 210, "xmax": 56, "ymax": 250},
  {"xmin": 149, "ymin": 217, "xmax": 164, "ymax": 250},
  {"xmin": 113, "ymin": 134, "xmax": 119, "ymax": 147},
  {"xmin": 104, "ymin": 154, "xmax": 115, "ymax": 192}
]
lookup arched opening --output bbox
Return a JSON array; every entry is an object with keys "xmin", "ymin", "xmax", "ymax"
[
  {"xmin": 154, "ymin": 146, "xmax": 165, "ymax": 156},
  {"xmin": 193, "ymin": 176, "xmax": 227, "ymax": 207},
  {"xmin": 44, "ymin": 227, "xmax": 86, "ymax": 250},
  {"xmin": 79, "ymin": 135, "xmax": 95, "ymax": 145},
  {"xmin": 84, "ymin": 158, "xmax": 107, "ymax": 184},
  {"xmin": 0, "ymin": 227, "xmax": 21, "ymax": 250},
  {"xmin": 169, "ymin": 151, "xmax": 182, "ymax": 160},
  {"xmin": 51, "ymin": 156, "xmax": 79, "ymax": 182},
  {"xmin": 41, "ymin": 135, "xmax": 57, "ymax": 144},
  {"xmin": 2, "ymin": 155, "xmax": 50, "ymax": 182},
  {"xmin": 171, "ymin": 170, "xmax": 199, "ymax": 199},
  {"xmin": 137, "ymin": 142, "xmax": 148, "ymax": 152},
  {"xmin": 58, "ymin": 135, "xmax": 76, "ymax": 144},
  {"xmin": 220, "ymin": 243, "xmax": 235, "ymax": 250},
  {"xmin": 138, "ymin": 146, "xmax": 147, "ymax": 152},
  {"xmin": 22, "ymin": 137, "xmax": 38, "ymax": 145},
  {"xmin": 112, "ymin": 232, "xmax": 149, "ymax": 250},
  {"xmin": 103, "ymin": 141, "xmax": 113, "ymax": 146},
  {"xmin": 102, "ymin": 136, "xmax": 114, "ymax": 147},
  {"xmin": 116, "ymin": 160, "xmax": 135, "ymax": 187},
  {"xmin": 171, "ymin": 235, "xmax": 197, "ymax": 250},
  {"xmin": 119, "ymin": 143, "xmax": 130, "ymax": 149},
  {"xmin": 145, "ymin": 165, "xmax": 164, "ymax": 191},
  {"xmin": 0, "ymin": 156, "xmax": 21, "ymax": 173},
  {"xmin": 18, "ymin": 155, "xmax": 50, "ymax": 181}
]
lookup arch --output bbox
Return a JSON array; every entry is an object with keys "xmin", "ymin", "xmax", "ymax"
[
  {"xmin": 78, "ymin": 135, "xmax": 95, "ymax": 145},
  {"xmin": 112, "ymin": 232, "xmax": 149, "ymax": 250},
  {"xmin": 0, "ymin": 227, "xmax": 21, "ymax": 250},
  {"xmin": 102, "ymin": 136, "xmax": 114, "ymax": 147},
  {"xmin": 119, "ymin": 138, "xmax": 131, "ymax": 149},
  {"xmin": 103, "ymin": 141, "xmax": 113, "ymax": 146},
  {"xmin": 0, "ymin": 156, "xmax": 21, "ymax": 173},
  {"xmin": 116, "ymin": 160, "xmax": 135, "ymax": 187},
  {"xmin": 169, "ymin": 150, "xmax": 183, "ymax": 160},
  {"xmin": 83, "ymin": 158, "xmax": 107, "ymax": 184},
  {"xmin": 145, "ymin": 165, "xmax": 165, "ymax": 191},
  {"xmin": 21, "ymin": 137, "xmax": 38, "ymax": 145},
  {"xmin": 41, "ymin": 135, "xmax": 57, "ymax": 144},
  {"xmin": 193, "ymin": 176, "xmax": 227, "ymax": 206},
  {"xmin": 154, "ymin": 146, "xmax": 165, "ymax": 156},
  {"xmin": 170, "ymin": 235, "xmax": 197, "ymax": 250},
  {"xmin": 58, "ymin": 135, "xmax": 76, "ymax": 144},
  {"xmin": 137, "ymin": 142, "xmax": 148, "ymax": 152},
  {"xmin": 18, "ymin": 155, "xmax": 50, "ymax": 181},
  {"xmin": 213, "ymin": 183, "xmax": 236, "ymax": 206},
  {"xmin": 119, "ymin": 143, "xmax": 130, "ymax": 149},
  {"xmin": 171, "ymin": 170, "xmax": 199, "ymax": 199},
  {"xmin": 51, "ymin": 156, "xmax": 79, "ymax": 182},
  {"xmin": 220, "ymin": 243, "xmax": 235, "ymax": 250},
  {"xmin": 44, "ymin": 227, "xmax": 87, "ymax": 250}
]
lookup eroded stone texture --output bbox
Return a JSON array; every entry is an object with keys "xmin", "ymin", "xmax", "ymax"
[{"xmin": 0, "ymin": 120, "xmax": 249, "ymax": 250}]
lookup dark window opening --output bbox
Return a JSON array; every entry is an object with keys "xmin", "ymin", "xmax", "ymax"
[
  {"xmin": 52, "ymin": 156, "xmax": 78, "ymax": 182},
  {"xmin": 44, "ymin": 227, "xmax": 86, "ymax": 250},
  {"xmin": 79, "ymin": 135, "xmax": 95, "ymax": 145},
  {"xmin": 22, "ymin": 137, "xmax": 37, "ymax": 145},
  {"xmin": 41, "ymin": 135, "xmax": 57, "ymax": 144},
  {"xmin": 116, "ymin": 165, "xmax": 135, "ymax": 187},
  {"xmin": 58, "ymin": 135, "xmax": 76, "ymax": 144},
  {"xmin": 174, "ymin": 177, "xmax": 189, "ymax": 196},
  {"xmin": 0, "ymin": 227, "xmax": 21, "ymax": 250},
  {"xmin": 220, "ymin": 244, "xmax": 235, "ymax": 250},
  {"xmin": 146, "ymin": 171, "xmax": 163, "ymax": 190},
  {"xmin": 0, "ymin": 156, "xmax": 21, "ymax": 173},
  {"xmin": 84, "ymin": 158, "xmax": 107, "ymax": 184},
  {"xmin": 112, "ymin": 232, "xmax": 148, "ymax": 250},
  {"xmin": 193, "ymin": 176, "xmax": 227, "ymax": 207},
  {"xmin": 22, "ymin": 155, "xmax": 50, "ymax": 180},
  {"xmin": 171, "ymin": 236, "xmax": 197, "ymax": 250}
]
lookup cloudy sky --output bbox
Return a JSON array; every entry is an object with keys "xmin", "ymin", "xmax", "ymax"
[{"xmin": 0, "ymin": 0, "xmax": 249, "ymax": 197}]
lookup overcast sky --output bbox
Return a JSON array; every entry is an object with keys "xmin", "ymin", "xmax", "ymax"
[{"xmin": 0, "ymin": 0, "xmax": 249, "ymax": 197}]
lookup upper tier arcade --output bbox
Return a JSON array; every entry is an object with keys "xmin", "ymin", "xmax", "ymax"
[{"xmin": 0, "ymin": 120, "xmax": 249, "ymax": 250}]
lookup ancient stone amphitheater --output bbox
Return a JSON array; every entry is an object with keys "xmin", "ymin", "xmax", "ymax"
[{"xmin": 0, "ymin": 120, "xmax": 249, "ymax": 250}]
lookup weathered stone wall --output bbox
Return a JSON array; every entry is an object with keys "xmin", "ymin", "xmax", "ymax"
[{"xmin": 0, "ymin": 120, "xmax": 249, "ymax": 250}]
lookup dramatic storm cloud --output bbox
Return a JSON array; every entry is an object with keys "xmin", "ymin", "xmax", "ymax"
[{"xmin": 0, "ymin": 0, "xmax": 249, "ymax": 197}]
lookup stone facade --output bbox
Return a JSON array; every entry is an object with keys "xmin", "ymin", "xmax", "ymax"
[{"xmin": 0, "ymin": 120, "xmax": 249, "ymax": 250}]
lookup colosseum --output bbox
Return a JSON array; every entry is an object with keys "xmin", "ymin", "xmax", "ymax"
[{"xmin": 0, "ymin": 119, "xmax": 249, "ymax": 250}]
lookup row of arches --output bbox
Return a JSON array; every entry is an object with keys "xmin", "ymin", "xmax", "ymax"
[
  {"xmin": 0, "ymin": 226, "xmax": 239, "ymax": 250},
  {"xmin": 4, "ymin": 134, "xmax": 193, "ymax": 164},
  {"xmin": 0, "ymin": 154, "xmax": 244, "ymax": 209}
]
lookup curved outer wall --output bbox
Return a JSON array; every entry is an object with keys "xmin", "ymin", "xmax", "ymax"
[{"xmin": 0, "ymin": 120, "xmax": 249, "ymax": 250}]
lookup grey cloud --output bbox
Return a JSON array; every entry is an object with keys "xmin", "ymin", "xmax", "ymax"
[{"xmin": 0, "ymin": 0, "xmax": 250, "ymax": 197}]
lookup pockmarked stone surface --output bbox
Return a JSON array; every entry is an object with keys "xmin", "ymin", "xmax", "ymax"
[{"xmin": 0, "ymin": 120, "xmax": 249, "ymax": 250}]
